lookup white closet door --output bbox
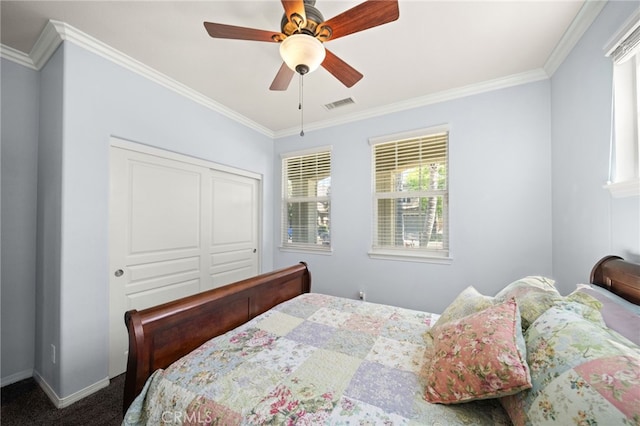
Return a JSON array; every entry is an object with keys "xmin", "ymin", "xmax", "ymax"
[
  {"xmin": 108, "ymin": 142, "xmax": 260, "ymax": 378},
  {"xmin": 208, "ymin": 170, "xmax": 259, "ymax": 288}
]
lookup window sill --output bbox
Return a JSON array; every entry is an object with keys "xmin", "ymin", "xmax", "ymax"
[
  {"xmin": 279, "ymin": 246, "xmax": 333, "ymax": 255},
  {"xmin": 368, "ymin": 249, "xmax": 452, "ymax": 264},
  {"xmin": 604, "ymin": 179, "xmax": 640, "ymax": 198}
]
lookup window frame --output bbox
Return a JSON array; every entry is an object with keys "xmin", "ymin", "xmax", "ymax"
[
  {"xmin": 368, "ymin": 125, "xmax": 452, "ymax": 264},
  {"xmin": 604, "ymin": 8, "xmax": 640, "ymax": 198},
  {"xmin": 279, "ymin": 145, "xmax": 333, "ymax": 254}
]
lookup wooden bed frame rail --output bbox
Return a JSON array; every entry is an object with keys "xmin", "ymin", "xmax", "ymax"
[{"xmin": 123, "ymin": 262, "xmax": 311, "ymax": 413}]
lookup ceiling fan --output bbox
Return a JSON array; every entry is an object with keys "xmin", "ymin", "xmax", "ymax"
[{"xmin": 203, "ymin": 0, "xmax": 400, "ymax": 91}]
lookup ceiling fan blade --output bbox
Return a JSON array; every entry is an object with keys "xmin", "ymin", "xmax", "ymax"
[
  {"xmin": 270, "ymin": 62, "xmax": 295, "ymax": 91},
  {"xmin": 281, "ymin": 0, "xmax": 306, "ymax": 29},
  {"xmin": 322, "ymin": 49, "xmax": 363, "ymax": 88},
  {"xmin": 318, "ymin": 0, "xmax": 399, "ymax": 41},
  {"xmin": 203, "ymin": 22, "xmax": 283, "ymax": 42}
]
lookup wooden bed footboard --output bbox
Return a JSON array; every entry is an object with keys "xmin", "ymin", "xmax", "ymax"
[
  {"xmin": 123, "ymin": 262, "xmax": 311, "ymax": 413},
  {"xmin": 590, "ymin": 255, "xmax": 640, "ymax": 305}
]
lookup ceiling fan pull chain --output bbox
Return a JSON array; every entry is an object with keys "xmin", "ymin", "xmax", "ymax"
[{"xmin": 299, "ymin": 73, "xmax": 305, "ymax": 137}]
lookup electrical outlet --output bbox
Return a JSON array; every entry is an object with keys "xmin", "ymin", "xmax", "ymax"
[
  {"xmin": 51, "ymin": 344, "xmax": 56, "ymax": 364},
  {"xmin": 359, "ymin": 291, "xmax": 366, "ymax": 301}
]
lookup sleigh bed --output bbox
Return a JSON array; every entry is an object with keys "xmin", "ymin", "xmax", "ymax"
[{"xmin": 122, "ymin": 256, "xmax": 640, "ymax": 425}]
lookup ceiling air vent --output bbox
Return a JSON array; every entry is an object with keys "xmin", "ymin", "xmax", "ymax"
[{"xmin": 323, "ymin": 97, "xmax": 355, "ymax": 111}]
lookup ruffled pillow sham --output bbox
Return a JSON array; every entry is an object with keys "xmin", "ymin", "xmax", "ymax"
[
  {"xmin": 571, "ymin": 283, "xmax": 640, "ymax": 345},
  {"xmin": 500, "ymin": 305, "xmax": 640, "ymax": 426},
  {"xmin": 494, "ymin": 276, "xmax": 562, "ymax": 331},
  {"xmin": 423, "ymin": 298, "xmax": 532, "ymax": 404},
  {"xmin": 428, "ymin": 286, "xmax": 495, "ymax": 338}
]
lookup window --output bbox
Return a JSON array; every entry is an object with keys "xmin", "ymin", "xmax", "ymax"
[
  {"xmin": 370, "ymin": 126, "xmax": 449, "ymax": 262},
  {"xmin": 605, "ymin": 11, "xmax": 640, "ymax": 197},
  {"xmin": 281, "ymin": 147, "xmax": 331, "ymax": 252}
]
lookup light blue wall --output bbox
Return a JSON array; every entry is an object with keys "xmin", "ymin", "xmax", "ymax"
[
  {"xmin": 1, "ymin": 42, "xmax": 275, "ymax": 398},
  {"xmin": 58, "ymin": 43, "xmax": 275, "ymax": 397},
  {"xmin": 551, "ymin": 0, "xmax": 640, "ymax": 294},
  {"xmin": 52, "ymin": 43, "xmax": 275, "ymax": 398},
  {"xmin": 274, "ymin": 81, "xmax": 553, "ymax": 314},
  {"xmin": 35, "ymin": 45, "xmax": 64, "ymax": 393},
  {"xmin": 1, "ymin": 59, "xmax": 39, "ymax": 384}
]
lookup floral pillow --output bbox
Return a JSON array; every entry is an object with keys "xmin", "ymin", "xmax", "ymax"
[
  {"xmin": 553, "ymin": 299, "xmax": 606, "ymax": 327},
  {"xmin": 574, "ymin": 283, "xmax": 640, "ymax": 314},
  {"xmin": 500, "ymin": 305, "xmax": 640, "ymax": 426},
  {"xmin": 565, "ymin": 289, "xmax": 603, "ymax": 312},
  {"xmin": 571, "ymin": 284, "xmax": 640, "ymax": 345},
  {"xmin": 423, "ymin": 298, "xmax": 532, "ymax": 404},
  {"xmin": 495, "ymin": 276, "xmax": 557, "ymax": 296},
  {"xmin": 495, "ymin": 276, "xmax": 563, "ymax": 331},
  {"xmin": 428, "ymin": 286, "xmax": 494, "ymax": 337}
]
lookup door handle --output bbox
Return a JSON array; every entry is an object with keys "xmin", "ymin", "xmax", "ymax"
[{"xmin": 114, "ymin": 269, "xmax": 124, "ymax": 277}]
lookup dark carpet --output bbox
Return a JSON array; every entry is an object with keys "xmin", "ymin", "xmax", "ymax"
[{"xmin": 1, "ymin": 374, "xmax": 124, "ymax": 425}]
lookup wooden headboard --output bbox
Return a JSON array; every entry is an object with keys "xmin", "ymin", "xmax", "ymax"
[
  {"xmin": 122, "ymin": 262, "xmax": 311, "ymax": 414},
  {"xmin": 590, "ymin": 255, "xmax": 640, "ymax": 305}
]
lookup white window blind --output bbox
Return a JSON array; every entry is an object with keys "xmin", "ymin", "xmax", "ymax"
[
  {"xmin": 370, "ymin": 128, "xmax": 449, "ymax": 260},
  {"xmin": 606, "ymin": 11, "xmax": 640, "ymax": 197},
  {"xmin": 611, "ymin": 23, "xmax": 640, "ymax": 64},
  {"xmin": 281, "ymin": 148, "xmax": 331, "ymax": 251}
]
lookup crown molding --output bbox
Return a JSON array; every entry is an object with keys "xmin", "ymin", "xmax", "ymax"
[
  {"xmin": 0, "ymin": 20, "xmax": 274, "ymax": 138},
  {"xmin": 1, "ymin": 1, "xmax": 606, "ymax": 140},
  {"xmin": 276, "ymin": 0, "xmax": 609, "ymax": 138},
  {"xmin": 544, "ymin": 0, "xmax": 608, "ymax": 76},
  {"xmin": 273, "ymin": 68, "xmax": 549, "ymax": 138},
  {"xmin": 0, "ymin": 44, "xmax": 37, "ymax": 69},
  {"xmin": 30, "ymin": 20, "xmax": 65, "ymax": 69}
]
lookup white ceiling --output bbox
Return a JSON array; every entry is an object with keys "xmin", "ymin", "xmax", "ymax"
[{"xmin": 1, "ymin": 0, "xmax": 590, "ymax": 137}]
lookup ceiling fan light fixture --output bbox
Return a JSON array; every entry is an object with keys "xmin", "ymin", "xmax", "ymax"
[{"xmin": 280, "ymin": 34, "xmax": 326, "ymax": 75}]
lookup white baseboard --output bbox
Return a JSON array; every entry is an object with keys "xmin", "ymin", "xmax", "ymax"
[
  {"xmin": 32, "ymin": 371, "xmax": 61, "ymax": 406},
  {"xmin": 1, "ymin": 368, "xmax": 34, "ymax": 387},
  {"xmin": 33, "ymin": 371, "xmax": 110, "ymax": 408}
]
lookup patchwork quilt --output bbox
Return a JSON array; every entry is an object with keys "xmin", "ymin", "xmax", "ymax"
[{"xmin": 123, "ymin": 293, "xmax": 511, "ymax": 425}]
